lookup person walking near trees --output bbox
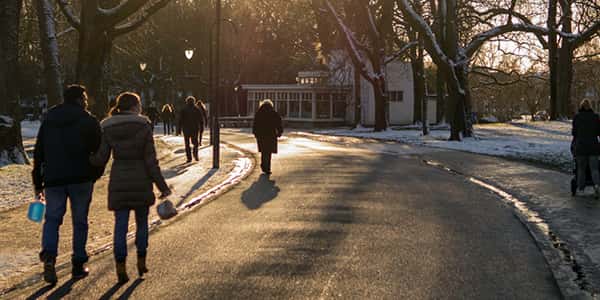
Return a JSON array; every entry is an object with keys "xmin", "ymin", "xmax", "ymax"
[
  {"xmin": 572, "ymin": 98, "xmax": 600, "ymax": 197},
  {"xmin": 178, "ymin": 96, "xmax": 206, "ymax": 162},
  {"xmin": 195, "ymin": 98, "xmax": 208, "ymax": 145},
  {"xmin": 252, "ymin": 99, "xmax": 283, "ymax": 175},
  {"xmin": 90, "ymin": 92, "xmax": 172, "ymax": 283},
  {"xmin": 32, "ymin": 84, "xmax": 103, "ymax": 284},
  {"xmin": 160, "ymin": 103, "xmax": 174, "ymax": 135}
]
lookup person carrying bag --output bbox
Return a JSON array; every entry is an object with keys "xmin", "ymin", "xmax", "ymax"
[{"xmin": 91, "ymin": 92, "xmax": 172, "ymax": 283}]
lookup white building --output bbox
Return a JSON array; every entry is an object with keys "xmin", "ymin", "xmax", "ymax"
[{"xmin": 241, "ymin": 58, "xmax": 437, "ymax": 127}]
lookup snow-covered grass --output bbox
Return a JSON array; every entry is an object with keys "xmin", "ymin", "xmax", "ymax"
[
  {"xmin": 315, "ymin": 120, "xmax": 573, "ymax": 172},
  {"xmin": 20, "ymin": 120, "xmax": 40, "ymax": 139}
]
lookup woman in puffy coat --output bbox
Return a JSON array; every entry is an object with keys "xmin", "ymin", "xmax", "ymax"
[
  {"xmin": 572, "ymin": 98, "xmax": 600, "ymax": 197},
  {"xmin": 91, "ymin": 92, "xmax": 172, "ymax": 283}
]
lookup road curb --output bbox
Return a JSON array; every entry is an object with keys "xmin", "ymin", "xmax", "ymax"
[
  {"xmin": 0, "ymin": 143, "xmax": 255, "ymax": 298},
  {"xmin": 424, "ymin": 159, "xmax": 594, "ymax": 300}
]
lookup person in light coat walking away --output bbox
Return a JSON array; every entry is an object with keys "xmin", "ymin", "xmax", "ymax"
[
  {"xmin": 572, "ymin": 98, "xmax": 600, "ymax": 197},
  {"xmin": 91, "ymin": 92, "xmax": 172, "ymax": 283},
  {"xmin": 252, "ymin": 99, "xmax": 283, "ymax": 174}
]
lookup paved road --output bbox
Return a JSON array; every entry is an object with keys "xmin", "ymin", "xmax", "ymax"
[{"xmin": 10, "ymin": 131, "xmax": 560, "ymax": 299}]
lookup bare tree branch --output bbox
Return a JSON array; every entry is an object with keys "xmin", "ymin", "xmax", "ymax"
[
  {"xmin": 112, "ymin": 0, "xmax": 171, "ymax": 36},
  {"xmin": 57, "ymin": 0, "xmax": 80, "ymax": 29}
]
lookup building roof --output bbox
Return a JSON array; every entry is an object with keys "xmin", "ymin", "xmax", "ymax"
[{"xmin": 241, "ymin": 84, "xmax": 349, "ymax": 91}]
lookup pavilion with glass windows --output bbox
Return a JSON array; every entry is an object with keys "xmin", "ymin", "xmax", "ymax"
[{"xmin": 241, "ymin": 71, "xmax": 351, "ymax": 127}]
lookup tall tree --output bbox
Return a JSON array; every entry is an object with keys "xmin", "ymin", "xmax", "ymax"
[
  {"xmin": 35, "ymin": 0, "xmax": 63, "ymax": 106},
  {"xmin": 0, "ymin": 0, "xmax": 28, "ymax": 166},
  {"xmin": 397, "ymin": 0, "xmax": 548, "ymax": 140},
  {"xmin": 57, "ymin": 0, "xmax": 172, "ymax": 116},
  {"xmin": 552, "ymin": 0, "xmax": 600, "ymax": 118},
  {"xmin": 318, "ymin": 0, "xmax": 390, "ymax": 131}
]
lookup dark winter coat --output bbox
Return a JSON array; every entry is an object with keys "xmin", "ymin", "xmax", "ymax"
[
  {"xmin": 178, "ymin": 103, "xmax": 206, "ymax": 136},
  {"xmin": 90, "ymin": 112, "xmax": 169, "ymax": 211},
  {"xmin": 32, "ymin": 103, "xmax": 103, "ymax": 190},
  {"xmin": 253, "ymin": 105, "xmax": 283, "ymax": 154},
  {"xmin": 572, "ymin": 108, "xmax": 600, "ymax": 156}
]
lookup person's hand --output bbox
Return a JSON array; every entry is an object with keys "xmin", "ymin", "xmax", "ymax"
[
  {"xmin": 34, "ymin": 189, "xmax": 44, "ymax": 201},
  {"xmin": 159, "ymin": 188, "xmax": 172, "ymax": 199}
]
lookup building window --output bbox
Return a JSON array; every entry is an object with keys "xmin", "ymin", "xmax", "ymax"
[
  {"xmin": 276, "ymin": 101, "xmax": 287, "ymax": 117},
  {"xmin": 289, "ymin": 92, "xmax": 300, "ymax": 118},
  {"xmin": 389, "ymin": 91, "xmax": 404, "ymax": 102},
  {"xmin": 248, "ymin": 100, "xmax": 255, "ymax": 115},
  {"xmin": 333, "ymin": 93, "xmax": 346, "ymax": 119},
  {"xmin": 316, "ymin": 93, "xmax": 331, "ymax": 119},
  {"xmin": 302, "ymin": 92, "xmax": 312, "ymax": 118}
]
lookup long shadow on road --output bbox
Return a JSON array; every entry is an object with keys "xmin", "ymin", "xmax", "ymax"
[{"xmin": 241, "ymin": 174, "xmax": 280, "ymax": 209}]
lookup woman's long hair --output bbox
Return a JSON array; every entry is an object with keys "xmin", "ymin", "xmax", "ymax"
[
  {"xmin": 161, "ymin": 103, "xmax": 172, "ymax": 113},
  {"xmin": 110, "ymin": 92, "xmax": 141, "ymax": 116}
]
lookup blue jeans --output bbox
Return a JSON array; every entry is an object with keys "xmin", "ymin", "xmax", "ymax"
[
  {"xmin": 41, "ymin": 182, "xmax": 94, "ymax": 264},
  {"xmin": 114, "ymin": 207, "xmax": 149, "ymax": 262}
]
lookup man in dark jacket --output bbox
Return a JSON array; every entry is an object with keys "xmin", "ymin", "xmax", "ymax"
[
  {"xmin": 178, "ymin": 96, "xmax": 206, "ymax": 162},
  {"xmin": 32, "ymin": 84, "xmax": 102, "ymax": 284},
  {"xmin": 252, "ymin": 99, "xmax": 283, "ymax": 174},
  {"xmin": 572, "ymin": 98, "xmax": 600, "ymax": 197}
]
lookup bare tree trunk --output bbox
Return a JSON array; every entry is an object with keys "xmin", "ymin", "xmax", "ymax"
[
  {"xmin": 374, "ymin": 84, "xmax": 388, "ymax": 131},
  {"xmin": 77, "ymin": 30, "xmax": 112, "ymax": 117},
  {"xmin": 0, "ymin": 0, "xmax": 28, "ymax": 165},
  {"xmin": 436, "ymin": 69, "xmax": 446, "ymax": 123},
  {"xmin": 419, "ymin": 37, "xmax": 428, "ymax": 135},
  {"xmin": 547, "ymin": 0, "xmax": 559, "ymax": 120},
  {"xmin": 35, "ymin": 0, "xmax": 63, "ymax": 106},
  {"xmin": 354, "ymin": 69, "xmax": 361, "ymax": 127},
  {"xmin": 557, "ymin": 2, "xmax": 573, "ymax": 118}
]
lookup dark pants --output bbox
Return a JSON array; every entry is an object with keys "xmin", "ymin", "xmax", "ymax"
[
  {"xmin": 163, "ymin": 121, "xmax": 172, "ymax": 135},
  {"xmin": 260, "ymin": 152, "xmax": 272, "ymax": 173},
  {"xmin": 577, "ymin": 155, "xmax": 600, "ymax": 190},
  {"xmin": 41, "ymin": 182, "xmax": 94, "ymax": 263},
  {"xmin": 114, "ymin": 206, "xmax": 149, "ymax": 262},
  {"xmin": 184, "ymin": 132, "xmax": 199, "ymax": 161}
]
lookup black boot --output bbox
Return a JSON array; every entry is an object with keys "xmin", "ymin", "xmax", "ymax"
[
  {"xmin": 72, "ymin": 261, "xmax": 89, "ymax": 279},
  {"xmin": 116, "ymin": 261, "xmax": 129, "ymax": 284},
  {"xmin": 43, "ymin": 257, "xmax": 57, "ymax": 285},
  {"xmin": 137, "ymin": 255, "xmax": 149, "ymax": 277}
]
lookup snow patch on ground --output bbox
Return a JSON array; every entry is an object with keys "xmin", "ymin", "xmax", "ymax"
[
  {"xmin": 20, "ymin": 121, "xmax": 40, "ymax": 139},
  {"xmin": 314, "ymin": 120, "xmax": 573, "ymax": 172}
]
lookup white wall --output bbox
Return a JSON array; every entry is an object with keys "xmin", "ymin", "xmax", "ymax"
[{"xmin": 386, "ymin": 62, "xmax": 414, "ymax": 125}]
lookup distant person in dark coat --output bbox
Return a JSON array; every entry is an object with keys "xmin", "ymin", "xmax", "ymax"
[
  {"xmin": 32, "ymin": 84, "xmax": 103, "ymax": 284},
  {"xmin": 178, "ymin": 96, "xmax": 206, "ymax": 162},
  {"xmin": 145, "ymin": 105, "xmax": 159, "ymax": 131},
  {"xmin": 252, "ymin": 99, "xmax": 283, "ymax": 174},
  {"xmin": 195, "ymin": 98, "xmax": 209, "ymax": 145},
  {"xmin": 572, "ymin": 98, "xmax": 600, "ymax": 196},
  {"xmin": 90, "ymin": 92, "xmax": 172, "ymax": 283},
  {"xmin": 160, "ymin": 103, "xmax": 174, "ymax": 135}
]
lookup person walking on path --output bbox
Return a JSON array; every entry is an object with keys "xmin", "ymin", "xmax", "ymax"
[
  {"xmin": 195, "ymin": 98, "xmax": 208, "ymax": 145},
  {"xmin": 32, "ymin": 84, "xmax": 103, "ymax": 284},
  {"xmin": 160, "ymin": 103, "xmax": 174, "ymax": 135},
  {"xmin": 178, "ymin": 96, "xmax": 206, "ymax": 162},
  {"xmin": 572, "ymin": 98, "xmax": 600, "ymax": 197},
  {"xmin": 252, "ymin": 99, "xmax": 283, "ymax": 175},
  {"xmin": 90, "ymin": 92, "xmax": 172, "ymax": 283}
]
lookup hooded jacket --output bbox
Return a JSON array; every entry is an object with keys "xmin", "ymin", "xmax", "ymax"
[
  {"xmin": 90, "ymin": 112, "xmax": 169, "ymax": 210},
  {"xmin": 32, "ymin": 102, "xmax": 102, "ymax": 190}
]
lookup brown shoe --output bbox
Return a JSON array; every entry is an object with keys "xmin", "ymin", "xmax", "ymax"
[
  {"xmin": 116, "ymin": 261, "xmax": 129, "ymax": 284},
  {"xmin": 137, "ymin": 256, "xmax": 149, "ymax": 277}
]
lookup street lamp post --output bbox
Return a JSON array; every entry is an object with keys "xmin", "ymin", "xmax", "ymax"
[
  {"xmin": 139, "ymin": 62, "xmax": 147, "ymax": 106},
  {"xmin": 212, "ymin": 0, "xmax": 222, "ymax": 169}
]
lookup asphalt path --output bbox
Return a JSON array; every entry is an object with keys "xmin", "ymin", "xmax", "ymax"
[{"xmin": 10, "ymin": 130, "xmax": 560, "ymax": 299}]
